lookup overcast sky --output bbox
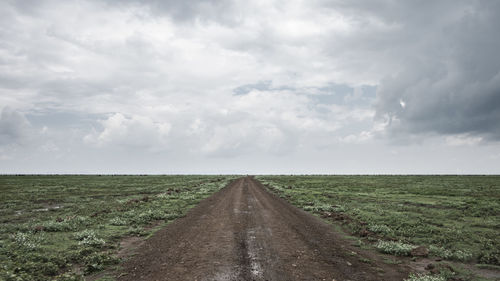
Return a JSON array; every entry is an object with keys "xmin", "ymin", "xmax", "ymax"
[{"xmin": 1, "ymin": 0, "xmax": 500, "ymax": 174}]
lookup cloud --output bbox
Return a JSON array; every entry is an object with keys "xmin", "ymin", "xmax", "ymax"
[
  {"xmin": 102, "ymin": 0, "xmax": 236, "ymax": 23},
  {"xmin": 445, "ymin": 134, "xmax": 483, "ymax": 146},
  {"xmin": 77, "ymin": 86, "xmax": 369, "ymax": 158},
  {"xmin": 1, "ymin": 0, "xmax": 500, "ymax": 173},
  {"xmin": 366, "ymin": 1, "xmax": 500, "ymax": 141},
  {"xmin": 233, "ymin": 80, "xmax": 272, "ymax": 96},
  {"xmin": 0, "ymin": 107, "xmax": 32, "ymax": 146},
  {"xmin": 84, "ymin": 113, "xmax": 171, "ymax": 150}
]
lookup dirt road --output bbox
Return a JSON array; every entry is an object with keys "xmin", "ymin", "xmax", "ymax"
[{"xmin": 117, "ymin": 177, "xmax": 408, "ymax": 281}]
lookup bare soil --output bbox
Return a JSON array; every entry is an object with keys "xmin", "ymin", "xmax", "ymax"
[{"xmin": 117, "ymin": 177, "xmax": 409, "ymax": 281}]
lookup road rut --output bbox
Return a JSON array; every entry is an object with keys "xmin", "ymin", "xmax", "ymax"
[{"xmin": 117, "ymin": 177, "xmax": 408, "ymax": 281}]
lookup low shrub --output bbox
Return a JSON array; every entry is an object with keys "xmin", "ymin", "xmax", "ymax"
[
  {"xmin": 10, "ymin": 232, "xmax": 44, "ymax": 251},
  {"xmin": 478, "ymin": 238, "xmax": 499, "ymax": 265},
  {"xmin": 79, "ymin": 236, "xmax": 105, "ymax": 248},
  {"xmin": 368, "ymin": 224, "xmax": 392, "ymax": 235},
  {"xmin": 478, "ymin": 250, "xmax": 499, "ymax": 265},
  {"xmin": 429, "ymin": 245, "xmax": 472, "ymax": 261},
  {"xmin": 375, "ymin": 240, "xmax": 416, "ymax": 256},
  {"xmin": 302, "ymin": 204, "xmax": 333, "ymax": 213},
  {"xmin": 74, "ymin": 230, "xmax": 105, "ymax": 248},
  {"xmin": 129, "ymin": 209, "xmax": 167, "ymax": 224},
  {"xmin": 68, "ymin": 247, "xmax": 94, "ymax": 262},
  {"xmin": 127, "ymin": 226, "xmax": 147, "ymax": 236},
  {"xmin": 41, "ymin": 221, "xmax": 74, "ymax": 232},
  {"xmin": 70, "ymin": 216, "xmax": 89, "ymax": 226},
  {"xmin": 74, "ymin": 230, "xmax": 95, "ymax": 240},
  {"xmin": 109, "ymin": 217, "xmax": 127, "ymax": 226},
  {"xmin": 404, "ymin": 273, "xmax": 445, "ymax": 281},
  {"xmin": 83, "ymin": 252, "xmax": 119, "ymax": 273},
  {"xmin": 39, "ymin": 261, "xmax": 59, "ymax": 276},
  {"xmin": 0, "ymin": 267, "xmax": 33, "ymax": 281}
]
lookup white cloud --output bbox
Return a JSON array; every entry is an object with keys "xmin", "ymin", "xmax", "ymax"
[
  {"xmin": 84, "ymin": 113, "xmax": 171, "ymax": 150},
  {"xmin": 445, "ymin": 134, "xmax": 483, "ymax": 146},
  {"xmin": 339, "ymin": 131, "xmax": 373, "ymax": 144}
]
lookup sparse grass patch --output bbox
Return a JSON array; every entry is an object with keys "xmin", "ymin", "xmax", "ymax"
[
  {"xmin": 0, "ymin": 175, "xmax": 237, "ymax": 280},
  {"xmin": 41, "ymin": 220, "xmax": 75, "ymax": 232},
  {"xmin": 429, "ymin": 245, "xmax": 473, "ymax": 262},
  {"xmin": 404, "ymin": 273, "xmax": 446, "ymax": 281},
  {"xmin": 83, "ymin": 252, "xmax": 119, "ymax": 273},
  {"xmin": 258, "ymin": 175, "xmax": 500, "ymax": 280},
  {"xmin": 368, "ymin": 224, "xmax": 392, "ymax": 235},
  {"xmin": 76, "ymin": 231, "xmax": 106, "ymax": 248},
  {"xmin": 10, "ymin": 232, "xmax": 45, "ymax": 251},
  {"xmin": 109, "ymin": 217, "xmax": 127, "ymax": 226},
  {"xmin": 375, "ymin": 240, "xmax": 416, "ymax": 256}
]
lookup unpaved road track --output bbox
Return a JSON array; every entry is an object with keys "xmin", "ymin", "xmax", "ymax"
[{"xmin": 118, "ymin": 177, "xmax": 408, "ymax": 281}]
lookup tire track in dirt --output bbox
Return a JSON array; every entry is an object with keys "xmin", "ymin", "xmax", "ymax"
[{"xmin": 117, "ymin": 177, "xmax": 409, "ymax": 281}]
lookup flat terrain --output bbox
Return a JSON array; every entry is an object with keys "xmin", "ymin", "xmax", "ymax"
[
  {"xmin": 118, "ymin": 177, "xmax": 408, "ymax": 281},
  {"xmin": 258, "ymin": 175, "xmax": 500, "ymax": 280},
  {"xmin": 0, "ymin": 175, "xmax": 235, "ymax": 280},
  {"xmin": 2, "ymin": 175, "xmax": 498, "ymax": 280}
]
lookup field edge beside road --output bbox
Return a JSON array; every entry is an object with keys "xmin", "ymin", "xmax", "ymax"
[
  {"xmin": 256, "ymin": 175, "xmax": 500, "ymax": 281},
  {"xmin": 0, "ymin": 175, "xmax": 237, "ymax": 281}
]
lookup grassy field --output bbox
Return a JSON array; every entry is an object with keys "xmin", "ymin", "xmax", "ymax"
[
  {"xmin": 1, "ymin": 175, "xmax": 498, "ymax": 281},
  {"xmin": 257, "ymin": 175, "xmax": 500, "ymax": 280},
  {"xmin": 0, "ymin": 175, "xmax": 236, "ymax": 281}
]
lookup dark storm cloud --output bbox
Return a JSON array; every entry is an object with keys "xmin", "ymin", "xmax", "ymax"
[{"xmin": 330, "ymin": 0, "xmax": 500, "ymax": 140}]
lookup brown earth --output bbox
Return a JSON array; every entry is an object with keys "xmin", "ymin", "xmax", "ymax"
[{"xmin": 117, "ymin": 177, "xmax": 409, "ymax": 281}]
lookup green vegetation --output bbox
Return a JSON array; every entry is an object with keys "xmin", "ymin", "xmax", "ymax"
[
  {"xmin": 0, "ymin": 175, "xmax": 236, "ymax": 281},
  {"xmin": 257, "ymin": 175, "xmax": 500, "ymax": 279},
  {"xmin": 375, "ymin": 240, "xmax": 415, "ymax": 256},
  {"xmin": 405, "ymin": 273, "xmax": 446, "ymax": 281}
]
